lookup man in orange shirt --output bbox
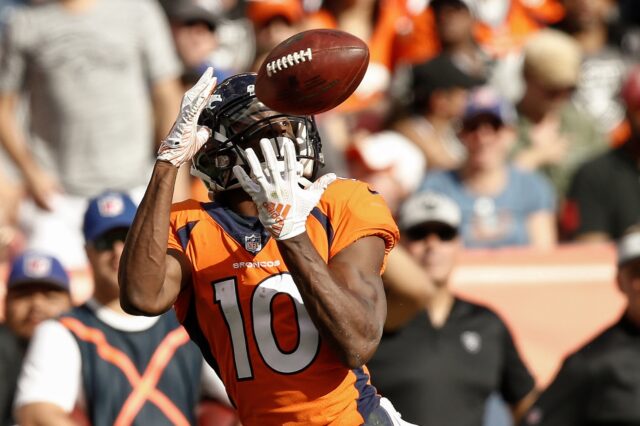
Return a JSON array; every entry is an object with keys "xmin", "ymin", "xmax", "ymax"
[{"xmin": 118, "ymin": 69, "xmax": 412, "ymax": 425}]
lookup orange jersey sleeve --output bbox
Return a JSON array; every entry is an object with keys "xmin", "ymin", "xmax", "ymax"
[
  {"xmin": 168, "ymin": 180, "xmax": 398, "ymax": 426},
  {"xmin": 318, "ymin": 178, "xmax": 399, "ymax": 272}
]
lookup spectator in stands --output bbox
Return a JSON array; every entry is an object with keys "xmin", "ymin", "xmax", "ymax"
[
  {"xmin": 166, "ymin": 2, "xmax": 223, "ymax": 86},
  {"xmin": 472, "ymin": 0, "xmax": 564, "ymax": 56},
  {"xmin": 246, "ymin": 0, "xmax": 304, "ymax": 72},
  {"xmin": 393, "ymin": 54, "xmax": 480, "ymax": 171},
  {"xmin": 430, "ymin": 0, "xmax": 492, "ymax": 82},
  {"xmin": 302, "ymin": 0, "xmax": 411, "ymax": 114},
  {"xmin": 394, "ymin": 0, "xmax": 563, "ymax": 101},
  {"xmin": 0, "ymin": 0, "xmax": 185, "ymax": 269},
  {"xmin": 346, "ymin": 129, "xmax": 426, "ymax": 215},
  {"xmin": 164, "ymin": 0, "xmax": 254, "ymax": 86},
  {"xmin": 0, "ymin": 252, "xmax": 71, "ymax": 426},
  {"xmin": 268, "ymin": 0, "xmax": 414, "ymax": 174},
  {"xmin": 369, "ymin": 191, "xmax": 537, "ymax": 425},
  {"xmin": 512, "ymin": 29, "xmax": 607, "ymax": 198},
  {"xmin": 164, "ymin": 0, "xmax": 257, "ymax": 203},
  {"xmin": 420, "ymin": 86, "xmax": 557, "ymax": 249},
  {"xmin": 561, "ymin": 66, "xmax": 640, "ymax": 242},
  {"xmin": 521, "ymin": 223, "xmax": 640, "ymax": 425},
  {"xmin": 554, "ymin": 0, "xmax": 630, "ymax": 144},
  {"xmin": 14, "ymin": 191, "xmax": 233, "ymax": 426}
]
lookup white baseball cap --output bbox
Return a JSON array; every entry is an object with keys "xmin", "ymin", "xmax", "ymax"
[
  {"xmin": 398, "ymin": 192, "xmax": 462, "ymax": 232},
  {"xmin": 352, "ymin": 131, "xmax": 427, "ymax": 194},
  {"xmin": 617, "ymin": 228, "xmax": 640, "ymax": 266}
]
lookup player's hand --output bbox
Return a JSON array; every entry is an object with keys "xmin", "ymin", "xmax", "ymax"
[
  {"xmin": 22, "ymin": 165, "xmax": 62, "ymax": 211},
  {"xmin": 157, "ymin": 67, "xmax": 217, "ymax": 168},
  {"xmin": 233, "ymin": 138, "xmax": 336, "ymax": 240}
]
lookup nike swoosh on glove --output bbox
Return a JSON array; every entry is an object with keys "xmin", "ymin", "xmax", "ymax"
[
  {"xmin": 233, "ymin": 138, "xmax": 337, "ymax": 240},
  {"xmin": 157, "ymin": 67, "xmax": 217, "ymax": 168}
]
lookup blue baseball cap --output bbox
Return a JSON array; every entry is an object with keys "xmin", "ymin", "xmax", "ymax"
[
  {"xmin": 83, "ymin": 192, "xmax": 137, "ymax": 242},
  {"xmin": 8, "ymin": 251, "xmax": 70, "ymax": 292},
  {"xmin": 463, "ymin": 86, "xmax": 516, "ymax": 126}
]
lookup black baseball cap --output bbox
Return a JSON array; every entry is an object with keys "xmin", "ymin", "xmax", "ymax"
[
  {"xmin": 166, "ymin": 2, "xmax": 221, "ymax": 30},
  {"xmin": 411, "ymin": 55, "xmax": 483, "ymax": 110}
]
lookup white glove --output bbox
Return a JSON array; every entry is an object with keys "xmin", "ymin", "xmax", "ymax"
[
  {"xmin": 233, "ymin": 138, "xmax": 337, "ymax": 240},
  {"xmin": 157, "ymin": 67, "xmax": 217, "ymax": 168}
]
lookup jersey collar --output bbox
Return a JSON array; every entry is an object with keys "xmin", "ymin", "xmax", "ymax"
[{"xmin": 202, "ymin": 201, "xmax": 271, "ymax": 255}]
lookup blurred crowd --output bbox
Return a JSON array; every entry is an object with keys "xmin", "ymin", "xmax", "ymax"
[
  {"xmin": 2, "ymin": 0, "xmax": 639, "ymax": 262},
  {"xmin": 1, "ymin": 0, "xmax": 640, "ymax": 425}
]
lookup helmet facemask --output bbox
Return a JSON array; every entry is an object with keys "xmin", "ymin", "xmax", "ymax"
[{"xmin": 192, "ymin": 74, "xmax": 323, "ymax": 193}]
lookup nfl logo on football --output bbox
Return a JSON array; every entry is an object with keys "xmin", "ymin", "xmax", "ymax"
[{"xmin": 245, "ymin": 234, "xmax": 262, "ymax": 253}]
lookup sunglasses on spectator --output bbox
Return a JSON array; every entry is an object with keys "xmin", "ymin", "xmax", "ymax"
[
  {"xmin": 405, "ymin": 224, "xmax": 458, "ymax": 242},
  {"xmin": 91, "ymin": 228, "xmax": 129, "ymax": 251}
]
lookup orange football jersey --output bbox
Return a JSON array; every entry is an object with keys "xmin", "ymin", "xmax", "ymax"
[{"xmin": 169, "ymin": 178, "xmax": 399, "ymax": 426}]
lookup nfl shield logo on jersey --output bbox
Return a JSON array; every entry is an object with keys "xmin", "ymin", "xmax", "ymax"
[{"xmin": 245, "ymin": 234, "xmax": 262, "ymax": 253}]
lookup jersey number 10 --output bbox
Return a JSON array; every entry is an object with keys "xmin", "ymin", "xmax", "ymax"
[{"xmin": 213, "ymin": 273, "xmax": 321, "ymax": 380}]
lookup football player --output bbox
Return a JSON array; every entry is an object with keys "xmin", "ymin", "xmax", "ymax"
[{"xmin": 118, "ymin": 68, "xmax": 412, "ymax": 425}]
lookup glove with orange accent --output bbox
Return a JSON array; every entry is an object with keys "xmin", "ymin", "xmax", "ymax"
[
  {"xmin": 233, "ymin": 138, "xmax": 336, "ymax": 240},
  {"xmin": 157, "ymin": 67, "xmax": 217, "ymax": 168}
]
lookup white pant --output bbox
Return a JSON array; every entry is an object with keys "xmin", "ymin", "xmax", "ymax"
[
  {"xmin": 378, "ymin": 397, "xmax": 418, "ymax": 426},
  {"xmin": 19, "ymin": 187, "xmax": 145, "ymax": 270}
]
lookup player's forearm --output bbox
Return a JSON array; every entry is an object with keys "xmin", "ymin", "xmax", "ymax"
[
  {"xmin": 277, "ymin": 234, "xmax": 384, "ymax": 368},
  {"xmin": 120, "ymin": 69, "xmax": 215, "ymax": 314},
  {"xmin": 119, "ymin": 160, "xmax": 178, "ymax": 315}
]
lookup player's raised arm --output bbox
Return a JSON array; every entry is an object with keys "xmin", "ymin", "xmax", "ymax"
[{"xmin": 119, "ymin": 68, "xmax": 217, "ymax": 316}]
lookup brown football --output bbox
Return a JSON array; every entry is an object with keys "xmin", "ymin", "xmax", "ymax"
[{"xmin": 255, "ymin": 29, "xmax": 370, "ymax": 115}]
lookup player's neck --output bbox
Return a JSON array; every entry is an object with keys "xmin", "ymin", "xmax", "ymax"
[{"xmin": 217, "ymin": 190, "xmax": 259, "ymax": 217}]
